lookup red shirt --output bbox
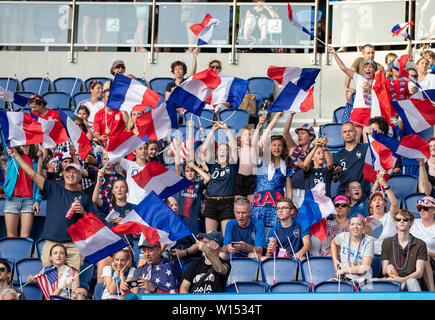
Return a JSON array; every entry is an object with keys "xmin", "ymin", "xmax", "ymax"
[
  {"xmin": 13, "ymin": 154, "xmax": 33, "ymax": 199},
  {"xmin": 31, "ymin": 109, "xmax": 61, "ymax": 121},
  {"xmin": 93, "ymin": 108, "xmax": 126, "ymax": 137}
]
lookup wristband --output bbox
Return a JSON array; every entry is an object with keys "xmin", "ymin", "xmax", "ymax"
[{"xmin": 383, "ymin": 185, "xmax": 390, "ymax": 191}]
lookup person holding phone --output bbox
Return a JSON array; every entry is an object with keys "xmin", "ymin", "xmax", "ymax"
[{"xmin": 101, "ymin": 249, "xmax": 135, "ymax": 300}]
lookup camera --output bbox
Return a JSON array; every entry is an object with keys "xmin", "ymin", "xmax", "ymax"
[{"xmin": 127, "ymin": 280, "xmax": 139, "ymax": 288}]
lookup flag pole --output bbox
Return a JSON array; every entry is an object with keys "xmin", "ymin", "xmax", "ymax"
[
  {"xmin": 273, "ymin": 231, "xmax": 284, "ymax": 250},
  {"xmin": 305, "ymin": 252, "xmax": 314, "ymax": 291}
]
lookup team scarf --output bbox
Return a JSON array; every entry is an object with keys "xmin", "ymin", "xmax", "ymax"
[{"xmin": 290, "ymin": 144, "xmax": 312, "ymax": 168}]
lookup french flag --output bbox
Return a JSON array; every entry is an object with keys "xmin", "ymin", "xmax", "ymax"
[
  {"xmin": 268, "ymin": 81, "xmax": 309, "ymax": 113},
  {"xmin": 107, "ymin": 73, "xmax": 161, "ymax": 113},
  {"xmin": 363, "ymin": 133, "xmax": 396, "ymax": 183},
  {"xmin": 372, "ymin": 131, "xmax": 430, "ymax": 160},
  {"xmin": 288, "ymin": 3, "xmax": 314, "ymax": 37},
  {"xmin": 132, "ymin": 161, "xmax": 194, "ymax": 200},
  {"xmin": 189, "ymin": 14, "xmax": 220, "ymax": 46},
  {"xmin": 391, "ymin": 98, "xmax": 435, "ymax": 134},
  {"xmin": 135, "ymin": 101, "xmax": 178, "ymax": 140},
  {"xmin": 391, "ymin": 22, "xmax": 414, "ymax": 40},
  {"xmin": 267, "ymin": 66, "xmax": 320, "ymax": 90},
  {"xmin": 67, "ymin": 212, "xmax": 128, "ymax": 264},
  {"xmin": 167, "ymin": 68, "xmax": 221, "ymax": 116},
  {"xmin": 295, "ymin": 183, "xmax": 335, "ymax": 241},
  {"xmin": 105, "ymin": 129, "xmax": 146, "ymax": 163},
  {"xmin": 391, "ymin": 54, "xmax": 410, "ymax": 78},
  {"xmin": 411, "ymin": 89, "xmax": 435, "ymax": 100},
  {"xmin": 112, "ymin": 191, "xmax": 191, "ymax": 245},
  {"xmin": 57, "ymin": 107, "xmax": 92, "ymax": 160},
  {"xmin": 206, "ymin": 75, "xmax": 248, "ymax": 109},
  {"xmin": 0, "ymin": 87, "xmax": 28, "ymax": 108}
]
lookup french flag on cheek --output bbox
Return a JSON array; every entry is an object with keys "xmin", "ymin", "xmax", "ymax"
[
  {"xmin": 167, "ymin": 68, "xmax": 221, "ymax": 116},
  {"xmin": 107, "ymin": 73, "xmax": 161, "ymax": 112},
  {"xmin": 189, "ymin": 14, "xmax": 220, "ymax": 46}
]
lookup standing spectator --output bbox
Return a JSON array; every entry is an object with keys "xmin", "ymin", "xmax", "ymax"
[
  {"xmin": 222, "ymin": 197, "xmax": 266, "ymax": 259},
  {"xmin": 416, "ymin": 57, "xmax": 435, "ymax": 90},
  {"xmin": 134, "ymin": 0, "xmax": 150, "ymax": 53},
  {"xmin": 101, "ymin": 249, "xmax": 135, "ymax": 300},
  {"xmin": 333, "ymin": 122, "xmax": 369, "ymax": 196},
  {"xmin": 385, "ymin": 59, "xmax": 418, "ymax": 103},
  {"xmin": 75, "ymin": 107, "xmax": 95, "ymax": 140},
  {"xmin": 418, "ymin": 139, "xmax": 435, "ymax": 197},
  {"xmin": 283, "ymin": 113, "xmax": 315, "ymax": 208},
  {"xmin": 81, "ymin": 0, "xmax": 103, "ymax": 52},
  {"xmin": 381, "ymin": 209, "xmax": 427, "ymax": 291},
  {"xmin": 242, "ymin": 0, "xmax": 279, "ymax": 46},
  {"xmin": 422, "ymin": 50, "xmax": 435, "ymax": 73},
  {"xmin": 75, "ymin": 80, "xmax": 104, "ymax": 127},
  {"xmin": 0, "ymin": 259, "xmax": 25, "ymax": 300},
  {"xmin": 180, "ymin": 231, "xmax": 230, "ymax": 293},
  {"xmin": 110, "ymin": 60, "xmax": 126, "ymax": 78},
  {"xmin": 120, "ymin": 143, "xmax": 148, "ymax": 205},
  {"xmin": 346, "ymin": 181, "xmax": 369, "ymax": 218}
]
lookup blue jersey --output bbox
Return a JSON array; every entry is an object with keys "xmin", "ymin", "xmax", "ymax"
[{"xmin": 269, "ymin": 220, "xmax": 310, "ymax": 255}]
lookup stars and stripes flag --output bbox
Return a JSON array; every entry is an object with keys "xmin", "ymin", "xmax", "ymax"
[
  {"xmin": 341, "ymin": 103, "xmax": 353, "ymax": 123},
  {"xmin": 169, "ymin": 137, "xmax": 190, "ymax": 162},
  {"xmin": 35, "ymin": 267, "xmax": 58, "ymax": 300},
  {"xmin": 143, "ymin": 260, "xmax": 178, "ymax": 293}
]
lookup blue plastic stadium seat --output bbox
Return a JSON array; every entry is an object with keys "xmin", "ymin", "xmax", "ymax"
[
  {"xmin": 247, "ymin": 77, "xmax": 274, "ymax": 105},
  {"xmin": 270, "ymin": 281, "xmax": 311, "ymax": 293},
  {"xmin": 14, "ymin": 258, "xmax": 42, "ymax": 285},
  {"xmin": 53, "ymin": 77, "xmax": 83, "ymax": 96},
  {"xmin": 183, "ymin": 110, "xmax": 215, "ymax": 129},
  {"xmin": 149, "ymin": 77, "xmax": 173, "ymax": 97},
  {"xmin": 227, "ymin": 258, "xmax": 260, "ymax": 284},
  {"xmin": 260, "ymin": 257, "xmax": 299, "ymax": 286},
  {"xmin": 217, "ymin": 109, "xmax": 249, "ymax": 132},
  {"xmin": 34, "ymin": 238, "xmax": 46, "ymax": 258},
  {"xmin": 359, "ymin": 280, "xmax": 401, "ymax": 292},
  {"xmin": 333, "ymin": 106, "xmax": 345, "ymax": 123},
  {"xmin": 314, "ymin": 280, "xmax": 355, "ymax": 292},
  {"xmin": 0, "ymin": 77, "xmax": 19, "ymax": 92},
  {"xmin": 319, "ymin": 123, "xmax": 344, "ymax": 148},
  {"xmin": 387, "ymin": 174, "xmax": 418, "ymax": 199},
  {"xmin": 84, "ymin": 77, "xmax": 111, "ymax": 91},
  {"xmin": 226, "ymin": 281, "xmax": 267, "ymax": 293},
  {"xmin": 300, "ymin": 256, "xmax": 335, "ymax": 285},
  {"xmin": 136, "ymin": 78, "xmax": 148, "ymax": 87},
  {"xmin": 403, "ymin": 193, "xmax": 426, "ymax": 219},
  {"xmin": 93, "ymin": 282, "xmax": 105, "ymax": 300},
  {"xmin": 30, "ymin": 216, "xmax": 46, "ymax": 242},
  {"xmin": 371, "ymin": 254, "xmax": 382, "ymax": 278},
  {"xmin": 42, "ymin": 92, "xmax": 70, "ymax": 109},
  {"xmin": 16, "ymin": 284, "xmax": 42, "ymax": 300},
  {"xmin": 401, "ymin": 157, "xmax": 419, "ymax": 176},
  {"xmin": 21, "ymin": 77, "xmax": 50, "ymax": 95},
  {"xmin": 72, "ymin": 92, "xmax": 91, "ymax": 109},
  {"xmin": 0, "ymin": 237, "xmax": 34, "ymax": 263}
]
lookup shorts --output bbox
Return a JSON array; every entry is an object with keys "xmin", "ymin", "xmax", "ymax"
[
  {"xmin": 350, "ymin": 107, "xmax": 371, "ymax": 128},
  {"xmin": 202, "ymin": 198, "xmax": 235, "ymax": 222},
  {"xmin": 41, "ymin": 240, "xmax": 84, "ymax": 272},
  {"xmin": 234, "ymin": 174, "xmax": 257, "ymax": 197},
  {"xmin": 4, "ymin": 197, "xmax": 34, "ymax": 214}
]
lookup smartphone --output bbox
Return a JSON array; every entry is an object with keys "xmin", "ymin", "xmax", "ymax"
[{"xmin": 127, "ymin": 280, "xmax": 139, "ymax": 288}]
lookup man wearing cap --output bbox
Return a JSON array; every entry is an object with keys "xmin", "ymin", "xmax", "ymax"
[
  {"xmin": 130, "ymin": 238, "xmax": 178, "ymax": 294},
  {"xmin": 110, "ymin": 60, "xmax": 126, "ymax": 77},
  {"xmin": 283, "ymin": 113, "xmax": 316, "ymax": 208},
  {"xmin": 180, "ymin": 231, "xmax": 231, "ymax": 293},
  {"xmin": 6, "ymin": 147, "xmax": 98, "ymax": 271}
]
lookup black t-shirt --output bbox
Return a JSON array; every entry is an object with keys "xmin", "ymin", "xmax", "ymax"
[
  {"xmin": 304, "ymin": 167, "xmax": 333, "ymax": 198},
  {"xmin": 206, "ymin": 163, "xmax": 238, "ymax": 197},
  {"xmin": 182, "ymin": 256, "xmax": 231, "ymax": 293}
]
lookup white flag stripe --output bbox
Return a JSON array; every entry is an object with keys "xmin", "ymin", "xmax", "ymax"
[
  {"xmin": 74, "ymin": 226, "xmax": 125, "ymax": 257},
  {"xmin": 180, "ymin": 78, "xmax": 212, "ymax": 101},
  {"xmin": 7, "ymin": 112, "xmax": 26, "ymax": 146},
  {"xmin": 400, "ymin": 99, "xmax": 432, "ymax": 131},
  {"xmin": 142, "ymin": 170, "xmax": 184, "ymax": 195},
  {"xmin": 107, "ymin": 134, "xmax": 144, "ymax": 163},
  {"xmin": 153, "ymin": 103, "xmax": 174, "ymax": 139}
]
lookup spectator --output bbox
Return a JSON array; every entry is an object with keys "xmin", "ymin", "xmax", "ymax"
[
  {"xmin": 252, "ymin": 113, "xmax": 292, "ymax": 227},
  {"xmin": 126, "ymin": 107, "xmax": 145, "ymax": 137},
  {"xmin": 145, "ymin": 140, "xmax": 160, "ymax": 163},
  {"xmin": 386, "ymin": 58, "xmax": 418, "ymax": 102},
  {"xmin": 7, "ymin": 147, "xmax": 97, "ymax": 272},
  {"xmin": 416, "ymin": 57, "xmax": 435, "ymax": 90},
  {"xmin": 130, "ymin": 238, "xmax": 178, "ymax": 294},
  {"xmin": 331, "ymin": 213, "xmax": 374, "ymax": 281},
  {"xmin": 333, "ymin": 122, "xmax": 369, "ymax": 196},
  {"xmin": 27, "ymin": 244, "xmax": 80, "ymax": 299},
  {"xmin": 410, "ymin": 195, "xmax": 435, "ymax": 291},
  {"xmin": 362, "ymin": 116, "xmax": 389, "ymax": 144},
  {"xmin": 263, "ymin": 198, "xmax": 311, "ymax": 261},
  {"xmin": 200, "ymin": 121, "xmax": 238, "ymax": 234},
  {"xmin": 180, "ymin": 230, "xmax": 230, "ymax": 293},
  {"xmin": 319, "ymin": 195, "xmax": 350, "ymax": 257},
  {"xmin": 110, "ymin": 59, "xmax": 126, "ymax": 78},
  {"xmin": 381, "ymin": 209, "xmax": 427, "ymax": 291},
  {"xmin": 422, "ymin": 50, "xmax": 435, "ymax": 73},
  {"xmin": 81, "ymin": 1, "xmax": 103, "ymax": 52},
  {"xmin": 75, "ymin": 80, "xmax": 104, "ymax": 128},
  {"xmin": 302, "ymin": 136, "xmax": 334, "ymax": 198},
  {"xmin": 283, "ymin": 113, "xmax": 315, "ymax": 208},
  {"xmin": 71, "ymin": 287, "xmax": 93, "ymax": 300},
  {"xmin": 0, "ymin": 259, "xmax": 25, "ymax": 300},
  {"xmin": 75, "ymin": 106, "xmax": 95, "ymax": 140},
  {"xmin": 407, "ymin": 67, "xmax": 418, "ymax": 82},
  {"xmin": 0, "ymin": 288, "xmax": 20, "ymax": 300},
  {"xmin": 242, "ymin": 0, "xmax": 279, "ymax": 46},
  {"xmin": 120, "ymin": 143, "xmax": 148, "ymax": 205},
  {"xmin": 101, "ymin": 249, "xmax": 135, "ymax": 300},
  {"xmin": 366, "ymin": 171, "xmax": 399, "ymax": 256},
  {"xmin": 29, "ymin": 94, "xmax": 60, "ymax": 122},
  {"xmin": 134, "ymin": 0, "xmax": 150, "ymax": 53},
  {"xmin": 222, "ymin": 197, "xmax": 266, "ymax": 259},
  {"xmin": 418, "ymin": 138, "xmax": 435, "ymax": 197},
  {"xmin": 346, "ymin": 181, "xmax": 369, "ymax": 218}
]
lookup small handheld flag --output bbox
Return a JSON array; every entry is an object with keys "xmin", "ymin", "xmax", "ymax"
[
  {"xmin": 391, "ymin": 22, "xmax": 414, "ymax": 40},
  {"xmin": 189, "ymin": 14, "xmax": 220, "ymax": 46}
]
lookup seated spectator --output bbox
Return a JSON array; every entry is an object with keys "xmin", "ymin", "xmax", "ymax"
[
  {"xmin": 75, "ymin": 80, "xmax": 104, "ymax": 126},
  {"xmin": 130, "ymin": 238, "xmax": 178, "ymax": 294},
  {"xmin": 263, "ymin": 198, "xmax": 311, "ymax": 261},
  {"xmin": 365, "ymin": 171, "xmax": 399, "ymax": 256},
  {"xmin": 242, "ymin": 0, "xmax": 279, "ymax": 46},
  {"xmin": 101, "ymin": 249, "xmax": 135, "ymax": 300},
  {"xmin": 71, "ymin": 286, "xmax": 93, "ymax": 300},
  {"xmin": 27, "ymin": 244, "xmax": 80, "ymax": 299},
  {"xmin": 418, "ymin": 138, "xmax": 435, "ymax": 197},
  {"xmin": 74, "ymin": 108, "xmax": 94, "ymax": 140},
  {"xmin": 179, "ymin": 230, "xmax": 230, "ymax": 293},
  {"xmin": 423, "ymin": 50, "xmax": 435, "ymax": 74},
  {"xmin": 381, "ymin": 209, "xmax": 427, "ymax": 291},
  {"xmin": 331, "ymin": 213, "xmax": 374, "ymax": 281},
  {"xmin": 302, "ymin": 136, "xmax": 334, "ymax": 198},
  {"xmin": 146, "ymin": 140, "xmax": 160, "ymax": 163},
  {"xmin": 416, "ymin": 57, "xmax": 435, "ymax": 90},
  {"xmin": 222, "ymin": 197, "xmax": 266, "ymax": 259},
  {"xmin": 29, "ymin": 94, "xmax": 60, "ymax": 121},
  {"xmin": 410, "ymin": 196, "xmax": 435, "ymax": 291},
  {"xmin": 126, "ymin": 107, "xmax": 145, "ymax": 137},
  {"xmin": 0, "ymin": 259, "xmax": 25, "ymax": 300},
  {"xmin": 110, "ymin": 60, "xmax": 126, "ymax": 78},
  {"xmin": 0, "ymin": 288, "xmax": 20, "ymax": 300},
  {"xmin": 346, "ymin": 181, "xmax": 369, "ymax": 218}
]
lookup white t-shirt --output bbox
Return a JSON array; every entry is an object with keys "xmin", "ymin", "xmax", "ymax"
[
  {"xmin": 352, "ymin": 73, "xmax": 378, "ymax": 113},
  {"xmin": 371, "ymin": 212, "xmax": 397, "ymax": 255},
  {"xmin": 418, "ymin": 73, "xmax": 435, "ymax": 91},
  {"xmin": 101, "ymin": 265, "xmax": 136, "ymax": 300},
  {"xmin": 83, "ymin": 100, "xmax": 105, "ymax": 123},
  {"xmin": 410, "ymin": 219, "xmax": 435, "ymax": 254},
  {"xmin": 120, "ymin": 158, "xmax": 146, "ymax": 205}
]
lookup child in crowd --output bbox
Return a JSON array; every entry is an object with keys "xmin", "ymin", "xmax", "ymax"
[{"xmin": 101, "ymin": 249, "xmax": 135, "ymax": 300}]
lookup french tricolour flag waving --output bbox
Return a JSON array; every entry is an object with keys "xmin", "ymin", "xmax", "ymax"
[
  {"xmin": 288, "ymin": 3, "xmax": 314, "ymax": 37},
  {"xmin": 0, "ymin": 87, "xmax": 28, "ymax": 108},
  {"xmin": 189, "ymin": 14, "xmax": 220, "ymax": 46},
  {"xmin": 391, "ymin": 54, "xmax": 410, "ymax": 78},
  {"xmin": 67, "ymin": 212, "xmax": 128, "ymax": 264},
  {"xmin": 135, "ymin": 101, "xmax": 178, "ymax": 141},
  {"xmin": 372, "ymin": 131, "xmax": 430, "ymax": 160},
  {"xmin": 391, "ymin": 98, "xmax": 435, "ymax": 135},
  {"xmin": 57, "ymin": 107, "xmax": 92, "ymax": 160},
  {"xmin": 206, "ymin": 75, "xmax": 248, "ymax": 108},
  {"xmin": 391, "ymin": 22, "xmax": 414, "ymax": 40},
  {"xmin": 107, "ymin": 73, "xmax": 161, "ymax": 112},
  {"xmin": 363, "ymin": 133, "xmax": 397, "ymax": 183},
  {"xmin": 105, "ymin": 129, "xmax": 146, "ymax": 163},
  {"xmin": 132, "ymin": 161, "xmax": 194, "ymax": 200},
  {"xmin": 295, "ymin": 183, "xmax": 335, "ymax": 241},
  {"xmin": 112, "ymin": 191, "xmax": 191, "ymax": 245},
  {"xmin": 268, "ymin": 81, "xmax": 309, "ymax": 113},
  {"xmin": 267, "ymin": 66, "xmax": 320, "ymax": 90},
  {"xmin": 167, "ymin": 68, "xmax": 221, "ymax": 116}
]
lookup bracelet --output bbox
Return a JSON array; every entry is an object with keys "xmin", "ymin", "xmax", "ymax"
[{"xmin": 383, "ymin": 185, "xmax": 390, "ymax": 191}]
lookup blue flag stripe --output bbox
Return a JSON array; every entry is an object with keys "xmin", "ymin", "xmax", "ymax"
[
  {"xmin": 85, "ymin": 239, "xmax": 128, "ymax": 264},
  {"xmin": 107, "ymin": 73, "xmax": 131, "ymax": 109}
]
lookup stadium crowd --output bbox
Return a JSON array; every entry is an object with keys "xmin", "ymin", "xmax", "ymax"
[{"xmin": 0, "ymin": 42, "xmax": 434, "ymax": 300}]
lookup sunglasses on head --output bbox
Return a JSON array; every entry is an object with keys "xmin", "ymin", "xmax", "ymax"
[
  {"xmin": 394, "ymin": 217, "xmax": 410, "ymax": 222},
  {"xmin": 417, "ymin": 198, "xmax": 435, "ymax": 206},
  {"xmin": 90, "ymin": 80, "xmax": 102, "ymax": 89},
  {"xmin": 334, "ymin": 203, "xmax": 349, "ymax": 208}
]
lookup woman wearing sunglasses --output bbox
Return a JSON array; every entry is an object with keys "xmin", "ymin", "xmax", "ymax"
[
  {"xmin": 0, "ymin": 259, "xmax": 25, "ymax": 300},
  {"xmin": 410, "ymin": 196, "xmax": 435, "ymax": 291}
]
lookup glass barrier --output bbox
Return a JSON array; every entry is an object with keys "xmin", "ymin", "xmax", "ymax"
[
  {"xmin": 0, "ymin": 2, "xmax": 71, "ymax": 46},
  {"xmin": 415, "ymin": 0, "xmax": 435, "ymax": 42},
  {"xmin": 330, "ymin": 0, "xmax": 406, "ymax": 47},
  {"xmin": 156, "ymin": 2, "xmax": 231, "ymax": 48},
  {"xmin": 236, "ymin": 2, "xmax": 316, "ymax": 49},
  {"xmin": 76, "ymin": 2, "xmax": 152, "ymax": 49}
]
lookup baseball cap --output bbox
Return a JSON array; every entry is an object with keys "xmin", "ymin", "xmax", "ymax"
[
  {"xmin": 65, "ymin": 163, "xmax": 82, "ymax": 173},
  {"xmin": 369, "ymin": 191, "xmax": 385, "ymax": 201},
  {"xmin": 415, "ymin": 196, "xmax": 435, "ymax": 209},
  {"xmin": 363, "ymin": 59, "xmax": 378, "ymax": 71},
  {"xmin": 138, "ymin": 238, "xmax": 160, "ymax": 249},
  {"xmin": 112, "ymin": 60, "xmax": 125, "ymax": 68},
  {"xmin": 333, "ymin": 195, "xmax": 350, "ymax": 204},
  {"xmin": 199, "ymin": 230, "xmax": 223, "ymax": 247},
  {"xmin": 295, "ymin": 123, "xmax": 316, "ymax": 138}
]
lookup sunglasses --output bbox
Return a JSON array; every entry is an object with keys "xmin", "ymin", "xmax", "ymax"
[
  {"xmin": 417, "ymin": 206, "xmax": 429, "ymax": 212},
  {"xmin": 210, "ymin": 65, "xmax": 221, "ymax": 70},
  {"xmin": 115, "ymin": 65, "xmax": 125, "ymax": 69},
  {"xmin": 394, "ymin": 217, "xmax": 410, "ymax": 222},
  {"xmin": 334, "ymin": 203, "xmax": 349, "ymax": 208},
  {"xmin": 0, "ymin": 267, "xmax": 6, "ymax": 272},
  {"xmin": 277, "ymin": 206, "xmax": 292, "ymax": 211}
]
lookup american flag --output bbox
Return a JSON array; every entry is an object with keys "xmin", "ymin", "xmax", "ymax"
[
  {"xmin": 144, "ymin": 258, "xmax": 178, "ymax": 294},
  {"xmin": 169, "ymin": 137, "xmax": 191, "ymax": 162},
  {"xmin": 35, "ymin": 267, "xmax": 58, "ymax": 300},
  {"xmin": 341, "ymin": 102, "xmax": 353, "ymax": 123}
]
